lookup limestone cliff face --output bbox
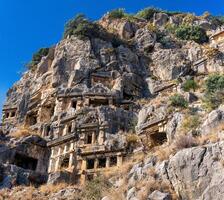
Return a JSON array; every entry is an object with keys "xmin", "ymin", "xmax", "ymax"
[{"xmin": 0, "ymin": 9, "xmax": 224, "ymax": 200}]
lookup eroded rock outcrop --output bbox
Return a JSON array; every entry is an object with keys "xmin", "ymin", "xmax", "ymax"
[{"xmin": 1, "ymin": 8, "xmax": 224, "ymax": 200}]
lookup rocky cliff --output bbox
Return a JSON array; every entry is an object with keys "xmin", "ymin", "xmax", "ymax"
[{"xmin": 0, "ymin": 8, "xmax": 224, "ymax": 200}]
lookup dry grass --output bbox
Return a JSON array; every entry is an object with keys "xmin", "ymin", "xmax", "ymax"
[
  {"xmin": 196, "ymin": 133, "xmax": 220, "ymax": 145},
  {"xmin": 0, "ymin": 186, "xmax": 38, "ymax": 200},
  {"xmin": 135, "ymin": 178, "xmax": 178, "ymax": 200},
  {"xmin": 196, "ymin": 123, "xmax": 224, "ymax": 145},
  {"xmin": 180, "ymin": 114, "xmax": 201, "ymax": 134},
  {"xmin": 104, "ymin": 151, "xmax": 145, "ymax": 179},
  {"xmin": 102, "ymin": 185, "xmax": 126, "ymax": 200},
  {"xmin": 10, "ymin": 126, "xmax": 38, "ymax": 138},
  {"xmin": 126, "ymin": 133, "xmax": 140, "ymax": 144},
  {"xmin": 136, "ymin": 98, "xmax": 151, "ymax": 106},
  {"xmin": 39, "ymin": 182, "xmax": 68, "ymax": 194},
  {"xmin": 174, "ymin": 135, "xmax": 197, "ymax": 151},
  {"xmin": 154, "ymin": 143, "xmax": 175, "ymax": 162},
  {"xmin": 147, "ymin": 167, "xmax": 157, "ymax": 179},
  {"xmin": 103, "ymin": 152, "xmax": 147, "ymax": 200}
]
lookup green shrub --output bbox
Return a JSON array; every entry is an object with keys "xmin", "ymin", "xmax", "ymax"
[
  {"xmin": 147, "ymin": 22, "xmax": 158, "ymax": 33},
  {"xmin": 63, "ymin": 14, "xmax": 125, "ymax": 48},
  {"xmin": 174, "ymin": 25, "xmax": 208, "ymax": 44},
  {"xmin": 170, "ymin": 94, "xmax": 188, "ymax": 108},
  {"xmin": 211, "ymin": 16, "xmax": 224, "ymax": 26},
  {"xmin": 218, "ymin": 16, "xmax": 224, "ymax": 24},
  {"xmin": 182, "ymin": 79, "xmax": 198, "ymax": 92},
  {"xmin": 182, "ymin": 114, "xmax": 201, "ymax": 133},
  {"xmin": 165, "ymin": 23, "xmax": 177, "ymax": 33},
  {"xmin": 203, "ymin": 91, "xmax": 224, "ymax": 110},
  {"xmin": 164, "ymin": 10, "xmax": 183, "ymax": 16},
  {"xmin": 26, "ymin": 47, "xmax": 49, "ymax": 70},
  {"xmin": 64, "ymin": 14, "xmax": 100, "ymax": 39},
  {"xmin": 203, "ymin": 74, "xmax": 224, "ymax": 110},
  {"xmin": 135, "ymin": 7, "xmax": 160, "ymax": 20},
  {"xmin": 205, "ymin": 74, "xmax": 224, "ymax": 94},
  {"xmin": 108, "ymin": 8, "xmax": 126, "ymax": 19},
  {"xmin": 123, "ymin": 14, "xmax": 139, "ymax": 23}
]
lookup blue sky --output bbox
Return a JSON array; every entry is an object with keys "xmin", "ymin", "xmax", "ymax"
[{"xmin": 0, "ymin": 0, "xmax": 223, "ymax": 116}]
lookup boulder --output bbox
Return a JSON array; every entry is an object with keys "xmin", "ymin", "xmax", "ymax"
[
  {"xmin": 151, "ymin": 49, "xmax": 192, "ymax": 80},
  {"xmin": 100, "ymin": 15, "xmax": 138, "ymax": 40},
  {"xmin": 167, "ymin": 142, "xmax": 224, "ymax": 200},
  {"xmin": 201, "ymin": 105, "xmax": 224, "ymax": 135},
  {"xmin": 185, "ymin": 92, "xmax": 198, "ymax": 103},
  {"xmin": 127, "ymin": 187, "xmax": 137, "ymax": 200},
  {"xmin": 0, "ymin": 163, "xmax": 47, "ymax": 189},
  {"xmin": 135, "ymin": 28, "xmax": 157, "ymax": 54},
  {"xmin": 101, "ymin": 196, "xmax": 111, "ymax": 200},
  {"xmin": 119, "ymin": 21, "xmax": 136, "ymax": 40},
  {"xmin": 148, "ymin": 190, "xmax": 171, "ymax": 200},
  {"xmin": 153, "ymin": 13, "xmax": 169, "ymax": 27},
  {"xmin": 169, "ymin": 16, "xmax": 182, "ymax": 26}
]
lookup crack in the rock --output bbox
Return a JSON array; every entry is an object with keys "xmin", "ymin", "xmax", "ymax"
[{"xmin": 198, "ymin": 147, "xmax": 207, "ymax": 169}]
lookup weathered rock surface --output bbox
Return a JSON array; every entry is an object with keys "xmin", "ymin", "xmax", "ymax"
[
  {"xmin": 1, "ymin": 8, "xmax": 224, "ymax": 200},
  {"xmin": 151, "ymin": 49, "xmax": 192, "ymax": 80},
  {"xmin": 148, "ymin": 190, "xmax": 171, "ymax": 200},
  {"xmin": 166, "ymin": 112, "xmax": 184, "ymax": 143},
  {"xmin": 201, "ymin": 105, "xmax": 224, "ymax": 135},
  {"xmin": 167, "ymin": 142, "xmax": 224, "ymax": 200}
]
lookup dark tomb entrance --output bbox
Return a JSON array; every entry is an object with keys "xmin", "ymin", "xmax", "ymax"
[
  {"xmin": 14, "ymin": 153, "xmax": 38, "ymax": 171},
  {"xmin": 150, "ymin": 132, "xmax": 167, "ymax": 146},
  {"xmin": 89, "ymin": 99, "xmax": 109, "ymax": 107},
  {"xmin": 86, "ymin": 159, "xmax": 95, "ymax": 169},
  {"xmin": 98, "ymin": 157, "xmax": 106, "ymax": 168}
]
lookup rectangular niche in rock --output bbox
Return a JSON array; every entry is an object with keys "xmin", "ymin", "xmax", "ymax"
[
  {"xmin": 150, "ymin": 131, "xmax": 167, "ymax": 147},
  {"xmin": 26, "ymin": 112, "xmax": 38, "ymax": 126},
  {"xmin": 86, "ymin": 133, "xmax": 93, "ymax": 144},
  {"xmin": 13, "ymin": 153, "xmax": 38, "ymax": 171},
  {"xmin": 110, "ymin": 156, "xmax": 117, "ymax": 167},
  {"xmin": 86, "ymin": 159, "xmax": 95, "ymax": 169},
  {"xmin": 98, "ymin": 157, "xmax": 106, "ymax": 168},
  {"xmin": 72, "ymin": 101, "xmax": 77, "ymax": 109},
  {"xmin": 61, "ymin": 156, "xmax": 70, "ymax": 169},
  {"xmin": 89, "ymin": 97, "xmax": 110, "ymax": 107}
]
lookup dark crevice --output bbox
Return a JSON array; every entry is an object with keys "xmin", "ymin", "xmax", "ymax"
[{"xmin": 197, "ymin": 147, "xmax": 207, "ymax": 169}]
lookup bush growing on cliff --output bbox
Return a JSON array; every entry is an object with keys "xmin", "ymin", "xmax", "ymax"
[
  {"xmin": 64, "ymin": 14, "xmax": 100, "ymax": 39},
  {"xmin": 169, "ymin": 94, "xmax": 188, "ymax": 108},
  {"xmin": 205, "ymin": 74, "xmax": 224, "ymax": 94},
  {"xmin": 26, "ymin": 47, "xmax": 49, "ymax": 70},
  {"xmin": 203, "ymin": 74, "xmax": 224, "ymax": 110},
  {"xmin": 63, "ymin": 14, "xmax": 124, "ymax": 47},
  {"xmin": 182, "ymin": 79, "xmax": 198, "ymax": 92},
  {"xmin": 181, "ymin": 114, "xmax": 201, "ymax": 133},
  {"xmin": 108, "ymin": 8, "xmax": 126, "ymax": 19},
  {"xmin": 203, "ymin": 91, "xmax": 224, "ymax": 110},
  {"xmin": 174, "ymin": 25, "xmax": 209, "ymax": 44},
  {"xmin": 135, "ymin": 7, "xmax": 160, "ymax": 20}
]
